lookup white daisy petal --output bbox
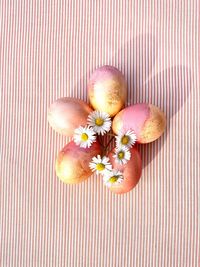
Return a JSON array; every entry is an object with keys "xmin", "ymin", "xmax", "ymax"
[
  {"xmin": 87, "ymin": 110, "xmax": 111, "ymax": 135},
  {"xmin": 117, "ymin": 178, "xmax": 124, "ymax": 184},
  {"xmin": 103, "ymin": 170, "xmax": 124, "ymax": 187},
  {"xmin": 115, "ymin": 129, "xmax": 137, "ymax": 149},
  {"xmin": 73, "ymin": 126, "xmax": 96, "ymax": 148},
  {"xmin": 89, "ymin": 155, "xmax": 112, "ymax": 175},
  {"xmin": 113, "ymin": 147, "xmax": 131, "ymax": 165}
]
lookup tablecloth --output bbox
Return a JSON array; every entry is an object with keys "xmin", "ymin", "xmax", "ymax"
[{"xmin": 1, "ymin": 0, "xmax": 199, "ymax": 266}]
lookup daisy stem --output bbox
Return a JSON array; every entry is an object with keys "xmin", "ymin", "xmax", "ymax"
[
  {"xmin": 99, "ymin": 136, "xmax": 115, "ymax": 157},
  {"xmin": 105, "ymin": 136, "xmax": 115, "ymax": 150},
  {"xmin": 97, "ymin": 136, "xmax": 106, "ymax": 150},
  {"xmin": 106, "ymin": 133, "xmax": 115, "ymax": 137}
]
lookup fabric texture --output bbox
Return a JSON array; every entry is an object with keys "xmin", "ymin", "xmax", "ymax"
[{"xmin": 0, "ymin": 0, "xmax": 199, "ymax": 266}]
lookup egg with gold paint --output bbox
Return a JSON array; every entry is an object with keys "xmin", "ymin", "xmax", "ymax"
[
  {"xmin": 48, "ymin": 97, "xmax": 92, "ymax": 136},
  {"xmin": 56, "ymin": 141, "xmax": 101, "ymax": 184},
  {"xmin": 87, "ymin": 65, "xmax": 127, "ymax": 117},
  {"xmin": 107, "ymin": 147, "xmax": 142, "ymax": 194},
  {"xmin": 112, "ymin": 103, "xmax": 166, "ymax": 144}
]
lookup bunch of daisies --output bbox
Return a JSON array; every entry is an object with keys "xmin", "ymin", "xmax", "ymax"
[{"xmin": 73, "ymin": 110, "xmax": 137, "ymax": 187}]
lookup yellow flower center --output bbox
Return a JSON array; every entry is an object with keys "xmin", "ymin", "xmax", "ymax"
[
  {"xmin": 95, "ymin": 117, "xmax": 104, "ymax": 126},
  {"xmin": 81, "ymin": 133, "xmax": 88, "ymax": 141},
  {"xmin": 121, "ymin": 135, "xmax": 129, "ymax": 145},
  {"xmin": 96, "ymin": 163, "xmax": 105, "ymax": 171},
  {"xmin": 109, "ymin": 176, "xmax": 118, "ymax": 183},
  {"xmin": 118, "ymin": 151, "xmax": 124, "ymax": 159}
]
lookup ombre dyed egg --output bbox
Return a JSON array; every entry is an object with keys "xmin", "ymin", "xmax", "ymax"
[
  {"xmin": 112, "ymin": 103, "xmax": 166, "ymax": 144},
  {"xmin": 87, "ymin": 65, "xmax": 127, "ymax": 117},
  {"xmin": 107, "ymin": 147, "xmax": 142, "ymax": 194},
  {"xmin": 56, "ymin": 141, "xmax": 101, "ymax": 184},
  {"xmin": 48, "ymin": 97, "xmax": 92, "ymax": 136}
]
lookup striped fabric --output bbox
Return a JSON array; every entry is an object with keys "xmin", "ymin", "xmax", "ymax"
[{"xmin": 1, "ymin": 0, "xmax": 199, "ymax": 266}]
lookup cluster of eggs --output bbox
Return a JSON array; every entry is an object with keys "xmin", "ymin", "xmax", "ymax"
[{"xmin": 48, "ymin": 65, "xmax": 166, "ymax": 194}]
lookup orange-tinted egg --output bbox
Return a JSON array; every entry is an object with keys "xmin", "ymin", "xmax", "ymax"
[
  {"xmin": 56, "ymin": 141, "xmax": 101, "ymax": 184},
  {"xmin": 48, "ymin": 97, "xmax": 92, "ymax": 136},
  {"xmin": 107, "ymin": 147, "xmax": 142, "ymax": 194}
]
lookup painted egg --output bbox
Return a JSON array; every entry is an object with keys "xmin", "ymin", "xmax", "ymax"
[
  {"xmin": 107, "ymin": 147, "xmax": 142, "ymax": 194},
  {"xmin": 112, "ymin": 103, "xmax": 166, "ymax": 144},
  {"xmin": 48, "ymin": 97, "xmax": 92, "ymax": 136},
  {"xmin": 87, "ymin": 65, "xmax": 127, "ymax": 117},
  {"xmin": 55, "ymin": 141, "xmax": 101, "ymax": 184}
]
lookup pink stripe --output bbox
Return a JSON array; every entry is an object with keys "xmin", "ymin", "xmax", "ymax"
[{"xmin": 0, "ymin": 0, "xmax": 199, "ymax": 266}]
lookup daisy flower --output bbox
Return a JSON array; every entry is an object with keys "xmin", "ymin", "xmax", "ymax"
[
  {"xmin": 87, "ymin": 110, "xmax": 111, "ymax": 135},
  {"xmin": 73, "ymin": 126, "xmax": 96, "ymax": 148},
  {"xmin": 113, "ymin": 147, "xmax": 131, "ymax": 165},
  {"xmin": 116, "ymin": 129, "xmax": 137, "ymax": 149},
  {"xmin": 89, "ymin": 155, "xmax": 112, "ymax": 175},
  {"xmin": 103, "ymin": 170, "xmax": 124, "ymax": 187}
]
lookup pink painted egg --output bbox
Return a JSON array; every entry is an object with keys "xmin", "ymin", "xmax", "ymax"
[
  {"xmin": 112, "ymin": 103, "xmax": 166, "ymax": 144},
  {"xmin": 48, "ymin": 97, "xmax": 92, "ymax": 136},
  {"xmin": 87, "ymin": 65, "xmax": 127, "ymax": 117},
  {"xmin": 107, "ymin": 147, "xmax": 142, "ymax": 194},
  {"xmin": 56, "ymin": 141, "xmax": 101, "ymax": 184}
]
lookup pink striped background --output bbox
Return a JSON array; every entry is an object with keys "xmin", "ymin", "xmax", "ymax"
[{"xmin": 0, "ymin": 0, "xmax": 199, "ymax": 266}]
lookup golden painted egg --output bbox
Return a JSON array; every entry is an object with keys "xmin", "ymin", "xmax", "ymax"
[
  {"xmin": 107, "ymin": 147, "xmax": 142, "ymax": 194},
  {"xmin": 87, "ymin": 65, "xmax": 127, "ymax": 117},
  {"xmin": 56, "ymin": 141, "xmax": 101, "ymax": 184},
  {"xmin": 48, "ymin": 97, "xmax": 92, "ymax": 136},
  {"xmin": 112, "ymin": 103, "xmax": 166, "ymax": 144}
]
